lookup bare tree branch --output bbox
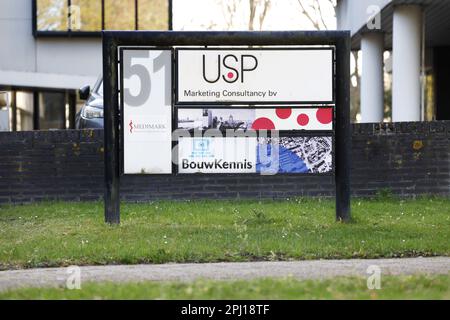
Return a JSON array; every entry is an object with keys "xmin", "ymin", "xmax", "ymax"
[
  {"xmin": 247, "ymin": 0, "xmax": 271, "ymax": 31},
  {"xmin": 258, "ymin": 0, "xmax": 271, "ymax": 30},
  {"xmin": 223, "ymin": 0, "xmax": 241, "ymax": 30},
  {"xmin": 249, "ymin": 0, "xmax": 256, "ymax": 30},
  {"xmin": 297, "ymin": 0, "xmax": 321, "ymax": 29},
  {"xmin": 296, "ymin": 0, "xmax": 336, "ymax": 30},
  {"xmin": 317, "ymin": 1, "xmax": 329, "ymax": 30}
]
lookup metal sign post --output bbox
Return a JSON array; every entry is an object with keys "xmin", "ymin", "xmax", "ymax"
[{"xmin": 103, "ymin": 31, "xmax": 351, "ymax": 224}]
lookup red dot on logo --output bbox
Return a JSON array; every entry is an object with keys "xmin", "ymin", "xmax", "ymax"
[
  {"xmin": 227, "ymin": 72, "xmax": 234, "ymax": 79},
  {"xmin": 297, "ymin": 114, "xmax": 309, "ymax": 126},
  {"xmin": 252, "ymin": 117, "xmax": 275, "ymax": 130},
  {"xmin": 275, "ymin": 108, "xmax": 292, "ymax": 119},
  {"xmin": 316, "ymin": 108, "xmax": 333, "ymax": 124}
]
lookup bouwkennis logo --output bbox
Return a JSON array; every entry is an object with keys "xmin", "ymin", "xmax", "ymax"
[
  {"xmin": 202, "ymin": 54, "xmax": 258, "ymax": 83},
  {"xmin": 190, "ymin": 138, "xmax": 214, "ymax": 158}
]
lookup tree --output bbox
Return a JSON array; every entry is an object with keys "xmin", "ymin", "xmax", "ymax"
[
  {"xmin": 248, "ymin": 0, "xmax": 271, "ymax": 31},
  {"xmin": 296, "ymin": 0, "xmax": 334, "ymax": 30},
  {"xmin": 220, "ymin": 0, "xmax": 271, "ymax": 31},
  {"xmin": 223, "ymin": 0, "xmax": 240, "ymax": 30}
]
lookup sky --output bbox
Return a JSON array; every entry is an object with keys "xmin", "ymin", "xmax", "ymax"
[{"xmin": 173, "ymin": 0, "xmax": 336, "ymax": 31}]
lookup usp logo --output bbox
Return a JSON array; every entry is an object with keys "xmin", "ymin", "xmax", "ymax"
[{"xmin": 202, "ymin": 54, "xmax": 258, "ymax": 83}]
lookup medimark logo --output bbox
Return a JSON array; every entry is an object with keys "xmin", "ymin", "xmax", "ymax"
[{"xmin": 128, "ymin": 119, "xmax": 167, "ymax": 134}]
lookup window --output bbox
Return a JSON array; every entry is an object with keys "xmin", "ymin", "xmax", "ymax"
[
  {"xmin": 36, "ymin": 0, "xmax": 68, "ymax": 31},
  {"xmin": 15, "ymin": 92, "xmax": 34, "ymax": 131},
  {"xmin": 33, "ymin": 0, "xmax": 172, "ymax": 36},
  {"xmin": 105, "ymin": 0, "xmax": 135, "ymax": 30},
  {"xmin": 1, "ymin": 89, "xmax": 78, "ymax": 131},
  {"xmin": 70, "ymin": 0, "xmax": 102, "ymax": 31},
  {"xmin": 138, "ymin": 0, "xmax": 169, "ymax": 30},
  {"xmin": 39, "ymin": 92, "xmax": 66, "ymax": 130}
]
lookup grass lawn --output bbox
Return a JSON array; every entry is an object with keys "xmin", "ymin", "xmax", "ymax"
[
  {"xmin": 1, "ymin": 275, "xmax": 448, "ymax": 300},
  {"xmin": 0, "ymin": 197, "xmax": 449, "ymax": 269}
]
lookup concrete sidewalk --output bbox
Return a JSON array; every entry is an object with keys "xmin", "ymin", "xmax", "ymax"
[{"xmin": 0, "ymin": 257, "xmax": 448, "ymax": 292}]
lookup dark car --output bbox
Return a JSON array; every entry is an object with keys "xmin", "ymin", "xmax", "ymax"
[{"xmin": 75, "ymin": 78, "xmax": 104, "ymax": 129}]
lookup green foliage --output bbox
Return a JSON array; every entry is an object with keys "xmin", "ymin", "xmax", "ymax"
[
  {"xmin": 0, "ymin": 197, "xmax": 449, "ymax": 269},
  {"xmin": 375, "ymin": 188, "xmax": 394, "ymax": 200},
  {"xmin": 1, "ymin": 275, "xmax": 448, "ymax": 300}
]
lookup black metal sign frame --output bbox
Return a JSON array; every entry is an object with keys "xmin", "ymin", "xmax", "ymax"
[{"xmin": 103, "ymin": 31, "xmax": 351, "ymax": 224}]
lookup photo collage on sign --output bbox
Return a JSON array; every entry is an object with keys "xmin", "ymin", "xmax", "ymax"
[
  {"xmin": 176, "ymin": 107, "xmax": 334, "ymax": 174},
  {"xmin": 177, "ymin": 108, "xmax": 333, "ymax": 131},
  {"xmin": 256, "ymin": 136, "xmax": 333, "ymax": 174}
]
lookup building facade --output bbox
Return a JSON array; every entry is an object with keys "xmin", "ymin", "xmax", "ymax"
[
  {"xmin": 337, "ymin": 0, "xmax": 450, "ymax": 123},
  {"xmin": 0, "ymin": 0, "xmax": 171, "ymax": 131},
  {"xmin": 3, "ymin": 0, "xmax": 449, "ymax": 130}
]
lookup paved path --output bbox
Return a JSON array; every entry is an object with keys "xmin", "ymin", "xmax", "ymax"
[{"xmin": 0, "ymin": 257, "xmax": 448, "ymax": 292}]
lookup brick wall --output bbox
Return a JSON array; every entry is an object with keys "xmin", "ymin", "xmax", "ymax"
[{"xmin": 0, "ymin": 121, "xmax": 449, "ymax": 203}]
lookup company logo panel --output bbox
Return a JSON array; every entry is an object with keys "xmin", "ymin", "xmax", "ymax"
[
  {"xmin": 177, "ymin": 136, "xmax": 333, "ymax": 174},
  {"xmin": 177, "ymin": 49, "xmax": 334, "ymax": 103},
  {"xmin": 125, "ymin": 115, "xmax": 169, "ymax": 141},
  {"xmin": 122, "ymin": 49, "xmax": 173, "ymax": 174},
  {"xmin": 178, "ymin": 137, "xmax": 257, "ymax": 174}
]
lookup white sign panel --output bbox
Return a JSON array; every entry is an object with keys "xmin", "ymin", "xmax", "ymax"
[
  {"xmin": 178, "ymin": 137, "xmax": 257, "ymax": 173},
  {"xmin": 178, "ymin": 136, "xmax": 333, "ymax": 174},
  {"xmin": 123, "ymin": 49, "xmax": 172, "ymax": 174},
  {"xmin": 176, "ymin": 48, "xmax": 333, "ymax": 104}
]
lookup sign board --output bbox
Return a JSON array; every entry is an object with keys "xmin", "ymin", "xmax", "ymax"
[
  {"xmin": 122, "ymin": 49, "xmax": 172, "ymax": 174},
  {"xmin": 121, "ymin": 47, "xmax": 335, "ymax": 175},
  {"xmin": 103, "ymin": 31, "xmax": 351, "ymax": 223},
  {"xmin": 176, "ymin": 48, "xmax": 334, "ymax": 104}
]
